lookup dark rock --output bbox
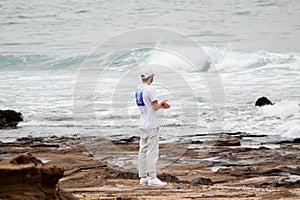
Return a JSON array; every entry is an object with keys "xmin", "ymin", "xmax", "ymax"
[
  {"xmin": 243, "ymin": 134, "xmax": 268, "ymax": 138},
  {"xmin": 112, "ymin": 171, "xmax": 139, "ymax": 180},
  {"xmin": 257, "ymin": 175, "xmax": 300, "ymax": 188},
  {"xmin": 112, "ymin": 136, "xmax": 140, "ymax": 144},
  {"xmin": 191, "ymin": 140, "xmax": 203, "ymax": 144},
  {"xmin": 120, "ymin": 136, "xmax": 140, "ymax": 143},
  {"xmin": 158, "ymin": 173, "xmax": 180, "ymax": 183},
  {"xmin": 0, "ymin": 149, "xmax": 7, "ymax": 154},
  {"xmin": 222, "ymin": 163, "xmax": 249, "ymax": 167},
  {"xmin": 31, "ymin": 144, "xmax": 60, "ymax": 148},
  {"xmin": 0, "ymin": 109, "xmax": 23, "ymax": 129},
  {"xmin": 221, "ymin": 166, "xmax": 300, "ymax": 177},
  {"xmin": 262, "ymin": 166, "xmax": 300, "ymax": 176},
  {"xmin": 220, "ymin": 131, "xmax": 247, "ymax": 136},
  {"xmin": 274, "ymin": 176, "xmax": 300, "ymax": 187},
  {"xmin": 292, "ymin": 138, "xmax": 300, "ymax": 143},
  {"xmin": 274, "ymin": 138, "xmax": 300, "ymax": 145},
  {"xmin": 278, "ymin": 166, "xmax": 300, "ymax": 176},
  {"xmin": 255, "ymin": 96, "xmax": 273, "ymax": 107},
  {"xmin": 258, "ymin": 146, "xmax": 270, "ymax": 150},
  {"xmin": 190, "ymin": 177, "xmax": 213, "ymax": 185},
  {"xmin": 116, "ymin": 197, "xmax": 130, "ymax": 200},
  {"xmin": 215, "ymin": 134, "xmax": 241, "ymax": 146},
  {"xmin": 16, "ymin": 136, "xmax": 44, "ymax": 142}
]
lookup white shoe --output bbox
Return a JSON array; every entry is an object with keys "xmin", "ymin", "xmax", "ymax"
[
  {"xmin": 140, "ymin": 177, "xmax": 149, "ymax": 185},
  {"xmin": 148, "ymin": 177, "xmax": 167, "ymax": 187}
]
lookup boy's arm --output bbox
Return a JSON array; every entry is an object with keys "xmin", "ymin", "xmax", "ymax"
[{"xmin": 152, "ymin": 100, "xmax": 163, "ymax": 111}]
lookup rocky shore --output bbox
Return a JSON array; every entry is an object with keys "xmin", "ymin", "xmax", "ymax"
[{"xmin": 0, "ymin": 132, "xmax": 299, "ymax": 199}]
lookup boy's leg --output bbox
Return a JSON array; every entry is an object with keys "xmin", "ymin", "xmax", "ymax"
[
  {"xmin": 138, "ymin": 131, "xmax": 148, "ymax": 178},
  {"xmin": 146, "ymin": 128, "xmax": 159, "ymax": 179}
]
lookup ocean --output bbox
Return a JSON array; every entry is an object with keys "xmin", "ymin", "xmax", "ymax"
[{"xmin": 0, "ymin": 0, "xmax": 299, "ymax": 142}]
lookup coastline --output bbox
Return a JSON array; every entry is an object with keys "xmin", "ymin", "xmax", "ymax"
[{"xmin": 0, "ymin": 133, "xmax": 299, "ymax": 200}]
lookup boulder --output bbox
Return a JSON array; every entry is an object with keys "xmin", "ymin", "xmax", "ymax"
[
  {"xmin": 10, "ymin": 152, "xmax": 44, "ymax": 167},
  {"xmin": 158, "ymin": 173, "xmax": 180, "ymax": 183},
  {"xmin": 0, "ymin": 153, "xmax": 77, "ymax": 200},
  {"xmin": 255, "ymin": 97, "xmax": 273, "ymax": 107},
  {"xmin": 0, "ymin": 109, "xmax": 23, "ymax": 129},
  {"xmin": 190, "ymin": 177, "xmax": 213, "ymax": 185}
]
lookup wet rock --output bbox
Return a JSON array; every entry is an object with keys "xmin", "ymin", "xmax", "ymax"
[
  {"xmin": 292, "ymin": 138, "xmax": 300, "ymax": 143},
  {"xmin": 191, "ymin": 140, "xmax": 203, "ymax": 144},
  {"xmin": 191, "ymin": 177, "xmax": 213, "ymax": 185},
  {"xmin": 31, "ymin": 144, "xmax": 60, "ymax": 148},
  {"xmin": 278, "ymin": 166, "xmax": 300, "ymax": 176},
  {"xmin": 112, "ymin": 136, "xmax": 140, "ymax": 144},
  {"xmin": 215, "ymin": 134, "xmax": 241, "ymax": 146},
  {"xmin": 116, "ymin": 197, "xmax": 124, "ymax": 200},
  {"xmin": 274, "ymin": 175, "xmax": 300, "ymax": 187},
  {"xmin": 17, "ymin": 136, "xmax": 44, "ymax": 142},
  {"xmin": 0, "ymin": 109, "xmax": 23, "ymax": 129},
  {"xmin": 112, "ymin": 171, "xmax": 182, "ymax": 183},
  {"xmin": 255, "ymin": 96, "xmax": 273, "ymax": 107},
  {"xmin": 219, "ymin": 165, "xmax": 300, "ymax": 177},
  {"xmin": 112, "ymin": 171, "xmax": 139, "ymax": 179},
  {"xmin": 260, "ymin": 166, "xmax": 300, "ymax": 177},
  {"xmin": 275, "ymin": 138, "xmax": 300, "ymax": 144},
  {"xmin": 0, "ymin": 149, "xmax": 7, "ymax": 154},
  {"xmin": 0, "ymin": 153, "xmax": 77, "ymax": 200},
  {"xmin": 158, "ymin": 173, "xmax": 180, "ymax": 183}
]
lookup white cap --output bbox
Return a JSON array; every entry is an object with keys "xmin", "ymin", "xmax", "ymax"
[{"xmin": 140, "ymin": 68, "xmax": 154, "ymax": 78}]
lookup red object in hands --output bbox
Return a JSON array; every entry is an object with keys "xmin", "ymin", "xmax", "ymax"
[{"xmin": 161, "ymin": 100, "xmax": 171, "ymax": 109}]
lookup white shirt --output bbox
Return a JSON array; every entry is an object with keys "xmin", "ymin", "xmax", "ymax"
[{"xmin": 135, "ymin": 84, "xmax": 159, "ymax": 129}]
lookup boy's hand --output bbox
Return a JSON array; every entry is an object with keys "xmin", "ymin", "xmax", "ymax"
[{"xmin": 161, "ymin": 100, "xmax": 171, "ymax": 109}]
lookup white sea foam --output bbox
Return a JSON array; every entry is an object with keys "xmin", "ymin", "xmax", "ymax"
[
  {"xmin": 204, "ymin": 46, "xmax": 300, "ymax": 73},
  {"xmin": 279, "ymin": 120, "xmax": 300, "ymax": 138},
  {"xmin": 146, "ymin": 43, "xmax": 211, "ymax": 73},
  {"xmin": 259, "ymin": 100, "xmax": 299, "ymax": 118},
  {"xmin": 0, "ymin": 45, "xmax": 299, "ymax": 141}
]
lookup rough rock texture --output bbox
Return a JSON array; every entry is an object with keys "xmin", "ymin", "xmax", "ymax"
[
  {"xmin": 255, "ymin": 96, "xmax": 273, "ymax": 106},
  {"xmin": 1, "ymin": 135, "xmax": 299, "ymax": 199},
  {"xmin": 158, "ymin": 173, "xmax": 181, "ymax": 183},
  {"xmin": 0, "ymin": 109, "xmax": 23, "ymax": 129},
  {"xmin": 191, "ymin": 177, "xmax": 213, "ymax": 185},
  {"xmin": 112, "ymin": 171, "xmax": 139, "ymax": 179},
  {"xmin": 215, "ymin": 134, "xmax": 241, "ymax": 146},
  {"xmin": 10, "ymin": 152, "xmax": 44, "ymax": 166},
  {"xmin": 0, "ymin": 153, "xmax": 77, "ymax": 200}
]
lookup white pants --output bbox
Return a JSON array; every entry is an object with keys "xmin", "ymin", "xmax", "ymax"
[{"xmin": 138, "ymin": 128, "xmax": 159, "ymax": 178}]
